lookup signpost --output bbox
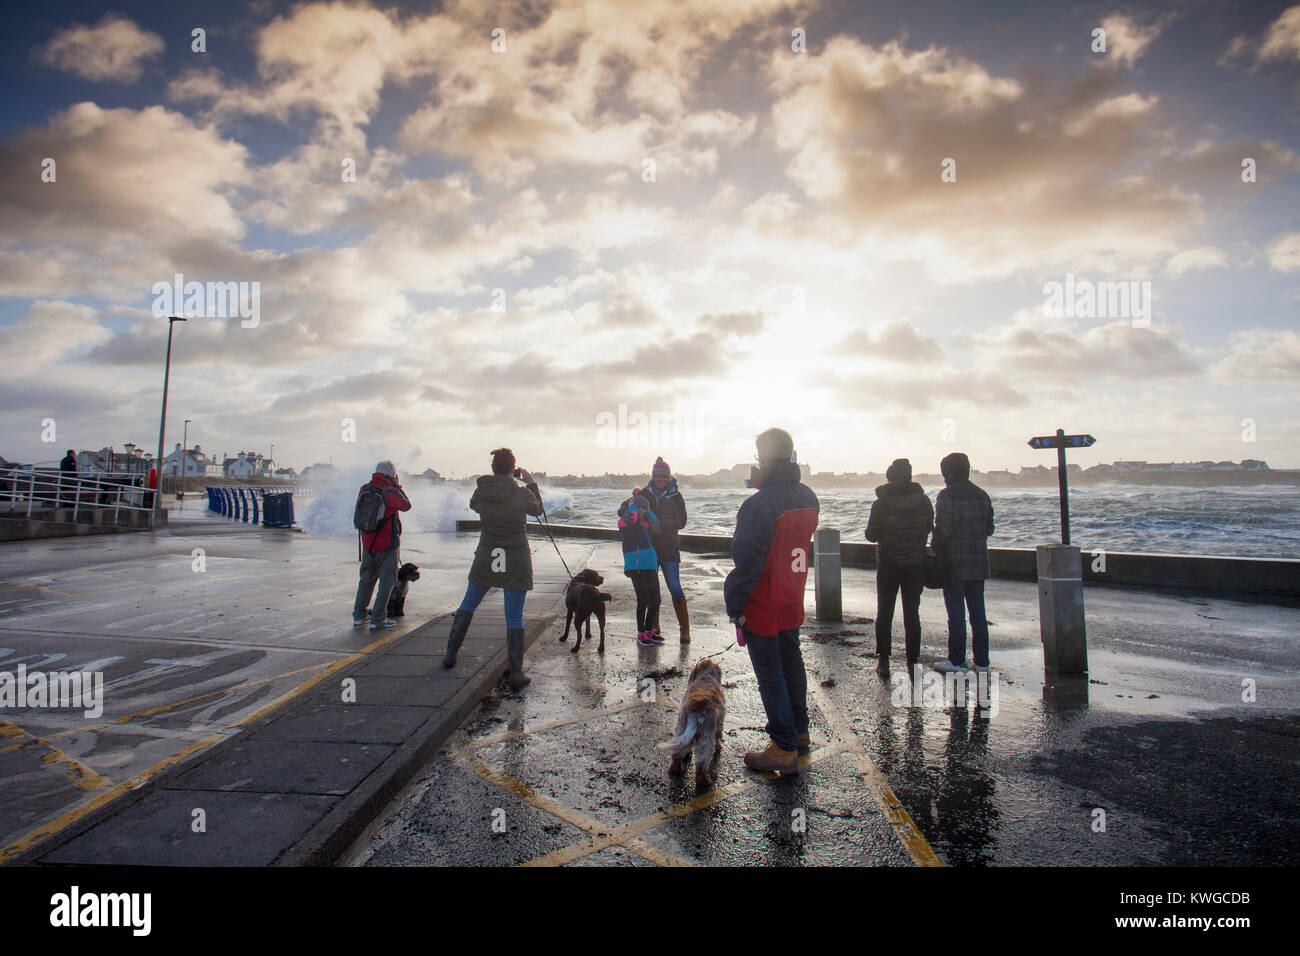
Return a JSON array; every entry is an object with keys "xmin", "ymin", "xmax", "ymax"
[
  {"xmin": 1027, "ymin": 429, "xmax": 1096, "ymax": 545},
  {"xmin": 1028, "ymin": 428, "xmax": 1096, "ymax": 676}
]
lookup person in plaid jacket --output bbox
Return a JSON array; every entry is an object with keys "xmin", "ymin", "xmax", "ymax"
[{"xmin": 931, "ymin": 452, "xmax": 994, "ymax": 673}]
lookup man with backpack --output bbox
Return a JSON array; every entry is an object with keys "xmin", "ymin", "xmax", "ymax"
[{"xmin": 352, "ymin": 460, "xmax": 412, "ymax": 629}]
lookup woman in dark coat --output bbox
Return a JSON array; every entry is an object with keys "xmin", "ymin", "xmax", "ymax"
[
  {"xmin": 638, "ymin": 457, "xmax": 690, "ymax": 642},
  {"xmin": 865, "ymin": 458, "xmax": 934, "ymax": 676},
  {"xmin": 442, "ymin": 447, "xmax": 543, "ymax": 688}
]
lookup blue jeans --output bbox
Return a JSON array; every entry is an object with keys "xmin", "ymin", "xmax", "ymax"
[
  {"xmin": 659, "ymin": 561, "xmax": 684, "ymax": 600},
  {"xmin": 744, "ymin": 628, "xmax": 808, "ymax": 751},
  {"xmin": 460, "ymin": 582, "xmax": 526, "ymax": 629},
  {"xmin": 943, "ymin": 580, "xmax": 989, "ymax": 667}
]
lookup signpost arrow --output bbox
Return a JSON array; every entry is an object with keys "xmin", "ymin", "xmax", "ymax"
[
  {"xmin": 1027, "ymin": 428, "xmax": 1098, "ymax": 545},
  {"xmin": 1028, "ymin": 434, "xmax": 1095, "ymax": 450}
]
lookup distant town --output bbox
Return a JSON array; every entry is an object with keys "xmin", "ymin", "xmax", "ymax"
[{"xmin": 2, "ymin": 444, "xmax": 1291, "ymax": 491}]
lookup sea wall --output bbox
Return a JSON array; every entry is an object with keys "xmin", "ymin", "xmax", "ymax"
[{"xmin": 455, "ymin": 521, "xmax": 1300, "ymax": 604}]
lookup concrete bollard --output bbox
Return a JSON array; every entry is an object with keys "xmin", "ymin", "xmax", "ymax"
[
  {"xmin": 1037, "ymin": 544, "xmax": 1087, "ymax": 674},
  {"xmin": 813, "ymin": 528, "xmax": 842, "ymax": 622}
]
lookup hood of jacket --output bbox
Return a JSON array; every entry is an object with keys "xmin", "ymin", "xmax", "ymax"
[
  {"xmin": 875, "ymin": 480, "xmax": 925, "ymax": 499},
  {"xmin": 370, "ymin": 472, "xmax": 396, "ymax": 489}
]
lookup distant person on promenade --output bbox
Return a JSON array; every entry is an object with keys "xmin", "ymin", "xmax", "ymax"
[
  {"xmin": 725, "ymin": 427, "xmax": 819, "ymax": 775},
  {"xmin": 931, "ymin": 452, "xmax": 995, "ymax": 674},
  {"xmin": 442, "ymin": 448, "xmax": 543, "ymax": 689},
  {"xmin": 619, "ymin": 489, "xmax": 663, "ymax": 647},
  {"xmin": 866, "ymin": 458, "xmax": 934, "ymax": 677},
  {"xmin": 352, "ymin": 460, "xmax": 411, "ymax": 630},
  {"xmin": 639, "ymin": 457, "xmax": 690, "ymax": 643},
  {"xmin": 59, "ymin": 449, "xmax": 77, "ymax": 508}
]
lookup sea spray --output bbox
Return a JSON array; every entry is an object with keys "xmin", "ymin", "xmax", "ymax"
[{"xmin": 299, "ymin": 470, "xmax": 575, "ymax": 538}]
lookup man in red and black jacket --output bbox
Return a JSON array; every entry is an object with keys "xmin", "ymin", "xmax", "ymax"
[
  {"xmin": 725, "ymin": 427, "xmax": 819, "ymax": 774},
  {"xmin": 352, "ymin": 460, "xmax": 412, "ymax": 629}
]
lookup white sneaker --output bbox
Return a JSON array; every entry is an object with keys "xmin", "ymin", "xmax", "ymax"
[
  {"xmin": 934, "ymin": 659, "xmax": 968, "ymax": 673},
  {"xmin": 369, "ymin": 618, "xmax": 398, "ymax": 629},
  {"xmin": 972, "ymin": 663, "xmax": 991, "ymax": 673},
  {"xmin": 352, "ymin": 616, "xmax": 366, "ymax": 627}
]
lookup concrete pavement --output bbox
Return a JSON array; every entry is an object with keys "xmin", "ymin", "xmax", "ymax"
[
  {"xmin": 0, "ymin": 503, "xmax": 586, "ymax": 864},
  {"xmin": 4, "ymin": 504, "xmax": 1296, "ymax": 866},
  {"xmin": 347, "ymin": 542, "xmax": 1299, "ymax": 867}
]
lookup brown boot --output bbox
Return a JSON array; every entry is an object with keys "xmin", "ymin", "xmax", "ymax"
[
  {"xmin": 744, "ymin": 741, "xmax": 799, "ymax": 775},
  {"xmin": 797, "ymin": 732, "xmax": 811, "ymax": 755},
  {"xmin": 672, "ymin": 596, "xmax": 690, "ymax": 644}
]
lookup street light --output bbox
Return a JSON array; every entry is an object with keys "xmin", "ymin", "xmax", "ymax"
[
  {"xmin": 178, "ymin": 418, "xmax": 191, "ymax": 500},
  {"xmin": 152, "ymin": 316, "xmax": 186, "ymax": 527}
]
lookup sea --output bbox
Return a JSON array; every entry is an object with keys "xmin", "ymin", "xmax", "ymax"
[{"xmin": 300, "ymin": 474, "xmax": 1299, "ymax": 559}]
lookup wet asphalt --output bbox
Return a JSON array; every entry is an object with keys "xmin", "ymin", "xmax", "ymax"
[{"xmin": 347, "ymin": 542, "xmax": 1299, "ymax": 867}]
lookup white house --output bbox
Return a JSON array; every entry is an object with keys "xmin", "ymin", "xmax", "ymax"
[
  {"xmin": 164, "ymin": 443, "xmax": 213, "ymax": 477},
  {"xmin": 224, "ymin": 451, "xmax": 272, "ymax": 478}
]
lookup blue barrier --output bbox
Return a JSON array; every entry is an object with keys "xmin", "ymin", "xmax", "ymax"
[
  {"xmin": 263, "ymin": 492, "xmax": 294, "ymax": 528},
  {"xmin": 205, "ymin": 485, "xmax": 295, "ymax": 528}
]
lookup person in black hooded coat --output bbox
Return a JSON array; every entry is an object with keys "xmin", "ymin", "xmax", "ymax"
[{"xmin": 866, "ymin": 458, "xmax": 934, "ymax": 675}]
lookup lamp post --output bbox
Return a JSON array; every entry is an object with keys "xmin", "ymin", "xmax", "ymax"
[
  {"xmin": 153, "ymin": 316, "xmax": 186, "ymax": 527},
  {"xmin": 269, "ymin": 442, "xmax": 275, "ymax": 479},
  {"xmin": 178, "ymin": 418, "xmax": 191, "ymax": 500}
]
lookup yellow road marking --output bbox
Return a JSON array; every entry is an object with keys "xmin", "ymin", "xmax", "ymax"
[
  {"xmin": 0, "ymin": 623, "xmax": 414, "ymax": 863},
  {"xmin": 457, "ymin": 749, "xmax": 695, "ymax": 868},
  {"xmin": 808, "ymin": 681, "xmax": 943, "ymax": 867},
  {"xmin": 0, "ymin": 721, "xmax": 112, "ymax": 792},
  {"xmin": 518, "ymin": 742, "xmax": 851, "ymax": 867}
]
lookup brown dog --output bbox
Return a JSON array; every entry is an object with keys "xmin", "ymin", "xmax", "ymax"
[
  {"xmin": 559, "ymin": 569, "xmax": 612, "ymax": 653},
  {"xmin": 659, "ymin": 657, "xmax": 726, "ymax": 790}
]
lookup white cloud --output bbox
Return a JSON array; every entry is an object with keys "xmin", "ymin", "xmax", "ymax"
[
  {"xmin": 1266, "ymin": 232, "xmax": 1300, "ymax": 273},
  {"xmin": 0, "ymin": 300, "xmax": 112, "ymax": 365},
  {"xmin": 1213, "ymin": 329, "xmax": 1300, "ymax": 380},
  {"xmin": 41, "ymin": 14, "xmax": 164, "ymax": 83},
  {"xmin": 1259, "ymin": 5, "xmax": 1300, "ymax": 62},
  {"xmin": 1098, "ymin": 14, "xmax": 1164, "ymax": 68},
  {"xmin": 1166, "ymin": 246, "xmax": 1227, "ymax": 277},
  {"xmin": 975, "ymin": 313, "xmax": 1201, "ymax": 380}
]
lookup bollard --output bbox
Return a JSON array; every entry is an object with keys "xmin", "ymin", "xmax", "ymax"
[
  {"xmin": 813, "ymin": 528, "xmax": 842, "ymax": 622},
  {"xmin": 1037, "ymin": 544, "xmax": 1087, "ymax": 674}
]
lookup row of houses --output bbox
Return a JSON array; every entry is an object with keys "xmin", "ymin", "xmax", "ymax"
[
  {"xmin": 66, "ymin": 444, "xmax": 296, "ymax": 480},
  {"xmin": 161, "ymin": 445, "xmax": 297, "ymax": 479}
]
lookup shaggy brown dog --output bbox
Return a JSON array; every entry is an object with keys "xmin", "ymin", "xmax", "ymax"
[
  {"xmin": 659, "ymin": 658, "xmax": 726, "ymax": 790},
  {"xmin": 559, "ymin": 568, "xmax": 612, "ymax": 653}
]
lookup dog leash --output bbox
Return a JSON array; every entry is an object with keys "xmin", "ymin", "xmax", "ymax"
[
  {"xmin": 700, "ymin": 641, "xmax": 737, "ymax": 660},
  {"xmin": 532, "ymin": 494, "xmax": 574, "ymax": 579}
]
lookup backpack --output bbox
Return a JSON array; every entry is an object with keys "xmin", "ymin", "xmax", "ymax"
[{"xmin": 353, "ymin": 483, "xmax": 388, "ymax": 533}]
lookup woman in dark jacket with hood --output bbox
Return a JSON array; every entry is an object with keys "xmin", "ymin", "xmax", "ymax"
[
  {"xmin": 638, "ymin": 457, "xmax": 690, "ymax": 642},
  {"xmin": 442, "ymin": 447, "xmax": 543, "ymax": 688},
  {"xmin": 865, "ymin": 458, "xmax": 934, "ymax": 676}
]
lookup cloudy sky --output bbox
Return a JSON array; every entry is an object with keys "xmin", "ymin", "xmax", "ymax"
[{"xmin": 2, "ymin": 0, "xmax": 1298, "ymax": 477}]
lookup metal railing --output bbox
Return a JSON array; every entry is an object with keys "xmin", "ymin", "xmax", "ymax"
[{"xmin": 0, "ymin": 467, "xmax": 156, "ymax": 524}]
